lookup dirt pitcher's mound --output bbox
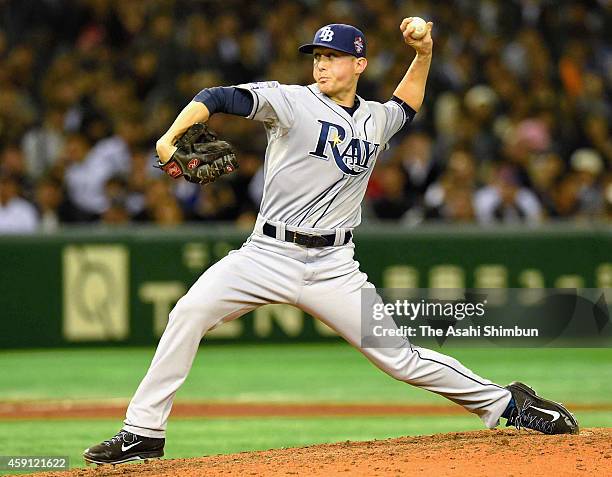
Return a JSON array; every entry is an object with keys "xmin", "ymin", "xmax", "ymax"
[{"xmin": 27, "ymin": 428, "xmax": 611, "ymax": 477}]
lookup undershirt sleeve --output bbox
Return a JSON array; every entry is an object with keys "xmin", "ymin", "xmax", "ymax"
[
  {"xmin": 193, "ymin": 87, "xmax": 255, "ymax": 117},
  {"xmin": 390, "ymin": 95, "xmax": 417, "ymax": 124}
]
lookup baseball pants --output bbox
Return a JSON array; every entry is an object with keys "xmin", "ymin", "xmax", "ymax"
[{"xmin": 124, "ymin": 228, "xmax": 511, "ymax": 438}]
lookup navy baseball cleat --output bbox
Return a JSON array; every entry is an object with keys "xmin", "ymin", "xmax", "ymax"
[
  {"xmin": 83, "ymin": 429, "xmax": 164, "ymax": 465},
  {"xmin": 504, "ymin": 382, "xmax": 579, "ymax": 435}
]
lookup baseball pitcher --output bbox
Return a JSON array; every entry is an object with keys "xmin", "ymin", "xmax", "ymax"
[{"xmin": 84, "ymin": 19, "xmax": 578, "ymax": 465}]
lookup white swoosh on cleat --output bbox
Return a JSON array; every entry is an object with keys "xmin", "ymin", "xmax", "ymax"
[
  {"xmin": 121, "ymin": 441, "xmax": 142, "ymax": 452},
  {"xmin": 531, "ymin": 406, "xmax": 560, "ymax": 421}
]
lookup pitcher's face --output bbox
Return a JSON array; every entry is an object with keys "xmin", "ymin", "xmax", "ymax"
[{"xmin": 312, "ymin": 47, "xmax": 365, "ymax": 98}]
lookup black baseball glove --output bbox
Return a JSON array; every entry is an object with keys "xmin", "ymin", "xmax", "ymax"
[{"xmin": 156, "ymin": 123, "xmax": 238, "ymax": 184}]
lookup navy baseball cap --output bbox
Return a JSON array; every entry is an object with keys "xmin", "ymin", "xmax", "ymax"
[{"xmin": 299, "ymin": 24, "xmax": 367, "ymax": 57}]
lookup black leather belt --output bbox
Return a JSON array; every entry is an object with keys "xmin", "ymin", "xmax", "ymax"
[{"xmin": 263, "ymin": 222, "xmax": 352, "ymax": 248}]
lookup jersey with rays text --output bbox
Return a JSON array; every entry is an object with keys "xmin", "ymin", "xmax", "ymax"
[{"xmin": 237, "ymin": 81, "xmax": 414, "ymax": 229}]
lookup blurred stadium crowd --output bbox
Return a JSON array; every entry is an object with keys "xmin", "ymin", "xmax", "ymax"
[{"xmin": 0, "ymin": 0, "xmax": 611, "ymax": 233}]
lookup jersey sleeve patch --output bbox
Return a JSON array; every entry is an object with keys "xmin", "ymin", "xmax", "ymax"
[{"xmin": 242, "ymin": 81, "xmax": 281, "ymax": 90}]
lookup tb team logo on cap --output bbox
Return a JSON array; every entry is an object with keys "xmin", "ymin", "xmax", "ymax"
[{"xmin": 318, "ymin": 26, "xmax": 335, "ymax": 42}]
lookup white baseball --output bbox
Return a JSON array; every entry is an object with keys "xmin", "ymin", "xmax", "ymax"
[{"xmin": 409, "ymin": 17, "xmax": 427, "ymax": 40}]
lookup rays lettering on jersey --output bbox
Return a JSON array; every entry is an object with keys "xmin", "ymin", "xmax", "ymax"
[{"xmin": 309, "ymin": 120, "xmax": 380, "ymax": 176}]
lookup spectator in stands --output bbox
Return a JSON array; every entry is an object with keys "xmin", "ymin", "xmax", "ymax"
[
  {"xmin": 395, "ymin": 131, "xmax": 439, "ymax": 206},
  {"xmin": 153, "ymin": 200, "xmax": 184, "ymax": 227},
  {"xmin": 0, "ymin": 144, "xmax": 33, "ymax": 197},
  {"xmin": 569, "ymin": 148, "xmax": 605, "ymax": 218},
  {"xmin": 102, "ymin": 175, "xmax": 130, "ymax": 226},
  {"xmin": 21, "ymin": 107, "xmax": 66, "ymax": 180},
  {"xmin": 475, "ymin": 165, "xmax": 543, "ymax": 224},
  {"xmin": 584, "ymin": 114, "xmax": 612, "ymax": 168},
  {"xmin": 463, "ymin": 85, "xmax": 500, "ymax": 163},
  {"xmin": 424, "ymin": 148, "xmax": 478, "ymax": 222},
  {"xmin": 34, "ymin": 176, "xmax": 66, "ymax": 232},
  {"xmin": 58, "ymin": 132, "xmax": 97, "ymax": 221},
  {"xmin": 64, "ymin": 115, "xmax": 140, "ymax": 218},
  {"xmin": 133, "ymin": 178, "xmax": 183, "ymax": 228},
  {"xmin": 228, "ymin": 148, "xmax": 263, "ymax": 213},
  {"xmin": 126, "ymin": 147, "xmax": 158, "ymax": 217},
  {"xmin": 552, "ymin": 174, "xmax": 582, "ymax": 219},
  {"xmin": 0, "ymin": 174, "xmax": 38, "ymax": 233},
  {"xmin": 372, "ymin": 163, "xmax": 412, "ymax": 221},
  {"xmin": 527, "ymin": 153, "xmax": 564, "ymax": 218},
  {"xmin": 444, "ymin": 187, "xmax": 476, "ymax": 223},
  {"xmin": 192, "ymin": 182, "xmax": 241, "ymax": 222}
]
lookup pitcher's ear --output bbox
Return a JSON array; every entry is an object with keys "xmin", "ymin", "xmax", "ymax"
[{"xmin": 356, "ymin": 57, "xmax": 368, "ymax": 74}]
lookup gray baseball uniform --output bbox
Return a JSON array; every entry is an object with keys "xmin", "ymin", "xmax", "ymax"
[{"xmin": 123, "ymin": 81, "xmax": 511, "ymax": 438}]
